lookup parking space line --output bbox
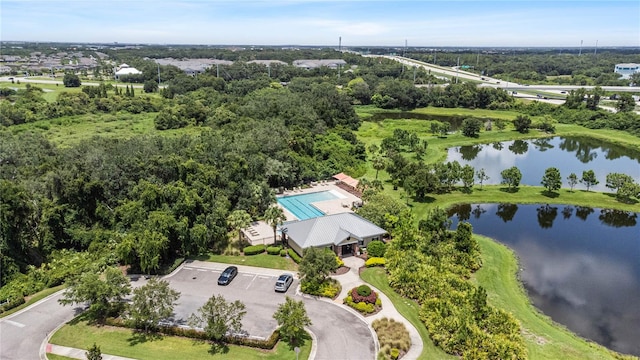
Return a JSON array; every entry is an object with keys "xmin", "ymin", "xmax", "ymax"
[
  {"xmin": 196, "ymin": 269, "xmax": 207, "ymax": 272},
  {"xmin": 245, "ymin": 274, "xmax": 258, "ymax": 289},
  {"xmin": 183, "ymin": 267, "xmax": 194, "ymax": 270},
  {"xmin": 257, "ymin": 275, "xmax": 271, "ymax": 279}
]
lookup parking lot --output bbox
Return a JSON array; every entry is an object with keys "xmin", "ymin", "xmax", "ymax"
[
  {"xmin": 165, "ymin": 263, "xmax": 297, "ymax": 338},
  {"xmin": 157, "ymin": 260, "xmax": 376, "ymax": 359}
]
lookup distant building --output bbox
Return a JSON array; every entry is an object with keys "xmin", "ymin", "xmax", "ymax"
[
  {"xmin": 114, "ymin": 63, "xmax": 142, "ymax": 80},
  {"xmin": 247, "ymin": 60, "xmax": 287, "ymax": 66},
  {"xmin": 614, "ymin": 63, "xmax": 640, "ymax": 79},
  {"xmin": 293, "ymin": 59, "xmax": 346, "ymax": 69}
]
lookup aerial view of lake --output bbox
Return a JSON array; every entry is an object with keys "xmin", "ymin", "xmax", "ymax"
[
  {"xmin": 446, "ymin": 136, "xmax": 640, "ymax": 192},
  {"xmin": 448, "ymin": 203, "xmax": 640, "ymax": 356}
]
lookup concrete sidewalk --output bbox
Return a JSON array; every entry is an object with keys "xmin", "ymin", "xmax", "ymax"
[
  {"xmin": 332, "ymin": 256, "xmax": 423, "ymax": 360},
  {"xmin": 46, "ymin": 343, "xmax": 135, "ymax": 360}
]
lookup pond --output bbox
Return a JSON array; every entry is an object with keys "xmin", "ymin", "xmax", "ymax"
[
  {"xmin": 446, "ymin": 136, "xmax": 640, "ymax": 192},
  {"xmin": 448, "ymin": 203, "xmax": 640, "ymax": 356}
]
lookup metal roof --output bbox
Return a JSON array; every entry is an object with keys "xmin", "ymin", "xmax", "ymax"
[{"xmin": 283, "ymin": 213, "xmax": 386, "ymax": 249}]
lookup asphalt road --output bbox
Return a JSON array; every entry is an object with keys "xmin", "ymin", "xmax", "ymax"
[{"xmin": 0, "ymin": 291, "xmax": 80, "ymax": 360}]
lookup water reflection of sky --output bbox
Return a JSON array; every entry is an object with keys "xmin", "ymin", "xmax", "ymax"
[
  {"xmin": 446, "ymin": 137, "xmax": 640, "ymax": 192},
  {"xmin": 449, "ymin": 204, "xmax": 640, "ymax": 356}
]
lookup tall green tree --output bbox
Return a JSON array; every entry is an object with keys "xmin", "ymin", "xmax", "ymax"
[
  {"xmin": 616, "ymin": 93, "xmax": 636, "ymax": 112},
  {"xmin": 126, "ymin": 278, "xmax": 180, "ymax": 333},
  {"xmin": 59, "ymin": 266, "xmax": 131, "ymax": 321},
  {"xmin": 460, "ymin": 164, "xmax": 475, "ymax": 190},
  {"xmin": 188, "ymin": 294, "xmax": 246, "ymax": 343},
  {"xmin": 372, "ymin": 155, "xmax": 386, "ymax": 180},
  {"xmin": 500, "ymin": 166, "xmax": 522, "ymax": 191},
  {"xmin": 227, "ymin": 210, "xmax": 252, "ymax": 243},
  {"xmin": 273, "ymin": 296, "xmax": 312, "ymax": 345},
  {"xmin": 541, "ymin": 167, "xmax": 562, "ymax": 193},
  {"xmin": 605, "ymin": 173, "xmax": 636, "ymax": 198},
  {"xmin": 63, "ymin": 73, "xmax": 81, "ymax": 87},
  {"xmin": 512, "ymin": 115, "xmax": 531, "ymax": 133},
  {"xmin": 567, "ymin": 173, "xmax": 578, "ymax": 191},
  {"xmin": 476, "ymin": 168, "xmax": 490, "ymax": 189},
  {"xmin": 580, "ymin": 170, "xmax": 599, "ymax": 191},
  {"xmin": 263, "ymin": 206, "xmax": 286, "ymax": 246},
  {"xmin": 299, "ymin": 247, "xmax": 338, "ymax": 286},
  {"xmin": 460, "ymin": 118, "xmax": 482, "ymax": 138}
]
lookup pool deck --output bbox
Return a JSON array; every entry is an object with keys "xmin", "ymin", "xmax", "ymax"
[
  {"xmin": 242, "ymin": 182, "xmax": 362, "ymax": 246},
  {"xmin": 277, "ymin": 181, "xmax": 361, "ymax": 222}
]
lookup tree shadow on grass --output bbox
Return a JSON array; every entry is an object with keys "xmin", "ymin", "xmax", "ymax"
[
  {"xmin": 542, "ymin": 190, "xmax": 559, "ymax": 198},
  {"xmin": 127, "ymin": 331, "xmax": 163, "ymax": 346},
  {"xmin": 283, "ymin": 331, "xmax": 312, "ymax": 351},
  {"xmin": 207, "ymin": 342, "xmax": 229, "ymax": 355},
  {"xmin": 498, "ymin": 187, "xmax": 520, "ymax": 193}
]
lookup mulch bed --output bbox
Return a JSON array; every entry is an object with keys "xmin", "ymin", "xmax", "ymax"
[{"xmin": 332, "ymin": 266, "xmax": 350, "ymax": 275}]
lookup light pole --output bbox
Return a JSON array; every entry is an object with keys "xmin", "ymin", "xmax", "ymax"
[{"xmin": 157, "ymin": 62, "xmax": 161, "ymax": 86}]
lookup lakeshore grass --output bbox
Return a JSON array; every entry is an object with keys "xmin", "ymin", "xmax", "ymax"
[{"xmin": 50, "ymin": 320, "xmax": 311, "ymax": 360}]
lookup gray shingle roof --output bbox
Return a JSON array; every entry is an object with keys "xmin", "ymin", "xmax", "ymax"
[{"xmin": 284, "ymin": 213, "xmax": 386, "ymax": 249}]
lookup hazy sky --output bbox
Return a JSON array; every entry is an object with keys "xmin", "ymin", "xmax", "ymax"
[{"xmin": 2, "ymin": 1, "xmax": 639, "ymax": 47}]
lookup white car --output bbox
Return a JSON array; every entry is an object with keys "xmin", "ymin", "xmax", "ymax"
[{"xmin": 275, "ymin": 273, "xmax": 294, "ymax": 292}]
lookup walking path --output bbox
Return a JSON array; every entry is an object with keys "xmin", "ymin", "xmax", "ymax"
[{"xmin": 331, "ymin": 256, "xmax": 423, "ymax": 360}]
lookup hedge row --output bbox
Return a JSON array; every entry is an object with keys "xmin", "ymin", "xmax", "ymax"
[
  {"xmin": 105, "ymin": 317, "xmax": 280, "ymax": 349},
  {"xmin": 267, "ymin": 246, "xmax": 282, "ymax": 255},
  {"xmin": 365, "ymin": 257, "xmax": 385, "ymax": 267},
  {"xmin": 243, "ymin": 245, "xmax": 266, "ymax": 255},
  {"xmin": 288, "ymin": 249, "xmax": 302, "ymax": 263},
  {"xmin": 0, "ymin": 296, "xmax": 25, "ymax": 314}
]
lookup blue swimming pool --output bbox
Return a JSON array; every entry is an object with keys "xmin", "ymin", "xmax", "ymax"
[{"xmin": 277, "ymin": 191, "xmax": 339, "ymax": 220}]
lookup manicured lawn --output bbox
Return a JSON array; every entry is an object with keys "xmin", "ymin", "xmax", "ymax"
[
  {"xmin": 46, "ymin": 354, "xmax": 75, "ymax": 360},
  {"xmin": 1, "ymin": 285, "xmax": 65, "ymax": 318},
  {"xmin": 360, "ymin": 268, "xmax": 455, "ymax": 360},
  {"xmin": 50, "ymin": 320, "xmax": 311, "ymax": 360},
  {"xmin": 473, "ymin": 235, "xmax": 631, "ymax": 360},
  {"xmin": 198, "ymin": 253, "xmax": 298, "ymax": 271}
]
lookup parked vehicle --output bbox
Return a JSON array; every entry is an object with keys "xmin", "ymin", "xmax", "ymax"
[
  {"xmin": 217, "ymin": 266, "xmax": 238, "ymax": 285},
  {"xmin": 274, "ymin": 273, "xmax": 294, "ymax": 292}
]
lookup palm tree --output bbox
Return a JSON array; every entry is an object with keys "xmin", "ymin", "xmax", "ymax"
[
  {"xmin": 264, "ymin": 206, "xmax": 287, "ymax": 246},
  {"xmin": 372, "ymin": 156, "xmax": 386, "ymax": 180},
  {"xmin": 227, "ymin": 210, "xmax": 252, "ymax": 243}
]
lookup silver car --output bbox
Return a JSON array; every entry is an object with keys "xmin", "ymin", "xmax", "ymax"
[{"xmin": 274, "ymin": 273, "xmax": 294, "ymax": 292}]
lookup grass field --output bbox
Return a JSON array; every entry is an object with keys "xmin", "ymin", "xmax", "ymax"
[
  {"xmin": 197, "ymin": 253, "xmax": 298, "ymax": 271},
  {"xmin": 7, "ymin": 112, "xmax": 204, "ymax": 147},
  {"xmin": 50, "ymin": 320, "xmax": 311, "ymax": 360}
]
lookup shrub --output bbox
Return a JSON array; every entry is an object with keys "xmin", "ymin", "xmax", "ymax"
[
  {"xmin": 279, "ymin": 249, "xmax": 287, "ymax": 257},
  {"xmin": 367, "ymin": 240, "xmax": 386, "ymax": 257},
  {"xmin": 0, "ymin": 296, "xmax": 25, "ymax": 313},
  {"xmin": 288, "ymin": 248, "xmax": 302, "ymax": 263},
  {"xmin": 302, "ymin": 278, "xmax": 341, "ymax": 298},
  {"xmin": 243, "ymin": 245, "xmax": 266, "ymax": 255},
  {"xmin": 336, "ymin": 256, "xmax": 344, "ymax": 268},
  {"xmin": 365, "ymin": 257, "xmax": 386, "ymax": 267},
  {"xmin": 267, "ymin": 246, "xmax": 282, "ymax": 255},
  {"xmin": 372, "ymin": 317, "xmax": 411, "ymax": 359},
  {"xmin": 357, "ymin": 284, "xmax": 372, "ymax": 297},
  {"xmin": 344, "ymin": 295, "xmax": 377, "ymax": 314},
  {"xmin": 352, "ymin": 286, "xmax": 378, "ymax": 305}
]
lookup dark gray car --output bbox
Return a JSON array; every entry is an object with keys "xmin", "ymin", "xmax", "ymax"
[{"xmin": 217, "ymin": 266, "xmax": 238, "ymax": 285}]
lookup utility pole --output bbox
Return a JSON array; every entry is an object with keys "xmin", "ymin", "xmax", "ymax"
[
  {"xmin": 456, "ymin": 56, "xmax": 460, "ymax": 84},
  {"xmin": 216, "ymin": 63, "xmax": 219, "ymax": 78},
  {"xmin": 157, "ymin": 63, "xmax": 161, "ymax": 86},
  {"xmin": 413, "ymin": 66, "xmax": 417, "ymax": 83},
  {"xmin": 579, "ymin": 40, "xmax": 583, "ymax": 56},
  {"xmin": 476, "ymin": 50, "xmax": 480, "ymax": 68}
]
